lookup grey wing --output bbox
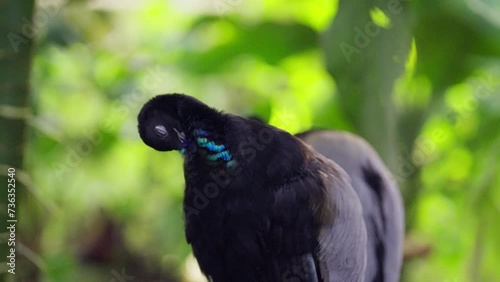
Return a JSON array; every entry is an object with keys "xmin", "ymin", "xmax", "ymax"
[
  {"xmin": 300, "ymin": 130, "xmax": 405, "ymax": 282},
  {"xmin": 311, "ymin": 156, "xmax": 368, "ymax": 282}
]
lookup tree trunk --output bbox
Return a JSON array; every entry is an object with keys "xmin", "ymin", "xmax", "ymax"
[
  {"xmin": 322, "ymin": 1, "xmax": 416, "ymax": 280},
  {"xmin": 322, "ymin": 0, "xmax": 412, "ymax": 171},
  {"xmin": 322, "ymin": 0, "xmax": 423, "ymax": 216},
  {"xmin": 0, "ymin": 0, "xmax": 35, "ymax": 280}
]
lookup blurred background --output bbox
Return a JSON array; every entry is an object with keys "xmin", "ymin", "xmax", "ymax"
[{"xmin": 1, "ymin": 0, "xmax": 500, "ymax": 281}]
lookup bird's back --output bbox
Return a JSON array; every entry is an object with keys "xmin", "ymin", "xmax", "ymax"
[{"xmin": 297, "ymin": 130, "xmax": 404, "ymax": 282}]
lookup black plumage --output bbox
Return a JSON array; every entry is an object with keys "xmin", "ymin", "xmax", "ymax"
[{"xmin": 138, "ymin": 94, "xmax": 369, "ymax": 282}]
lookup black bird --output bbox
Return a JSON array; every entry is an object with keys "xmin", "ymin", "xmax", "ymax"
[
  {"xmin": 296, "ymin": 130, "xmax": 404, "ymax": 282},
  {"xmin": 138, "ymin": 94, "xmax": 380, "ymax": 282}
]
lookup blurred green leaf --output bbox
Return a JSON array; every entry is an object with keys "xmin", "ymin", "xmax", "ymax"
[
  {"xmin": 413, "ymin": 0, "xmax": 500, "ymax": 90},
  {"xmin": 179, "ymin": 17, "xmax": 318, "ymax": 73}
]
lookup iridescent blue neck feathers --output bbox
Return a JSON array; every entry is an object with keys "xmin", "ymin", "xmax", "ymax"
[{"xmin": 180, "ymin": 129, "xmax": 233, "ymax": 163}]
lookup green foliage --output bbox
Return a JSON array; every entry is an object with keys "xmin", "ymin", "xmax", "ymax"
[
  {"xmin": 413, "ymin": 0, "xmax": 500, "ymax": 90},
  {"xmin": 179, "ymin": 18, "xmax": 318, "ymax": 74}
]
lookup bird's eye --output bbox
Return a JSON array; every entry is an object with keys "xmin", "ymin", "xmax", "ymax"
[{"xmin": 154, "ymin": 125, "xmax": 168, "ymax": 137}]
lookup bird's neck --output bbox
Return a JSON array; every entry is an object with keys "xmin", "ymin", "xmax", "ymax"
[{"xmin": 179, "ymin": 128, "xmax": 236, "ymax": 168}]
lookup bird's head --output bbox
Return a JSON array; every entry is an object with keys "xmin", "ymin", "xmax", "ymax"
[
  {"xmin": 138, "ymin": 93, "xmax": 222, "ymax": 152},
  {"xmin": 137, "ymin": 94, "xmax": 192, "ymax": 152}
]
